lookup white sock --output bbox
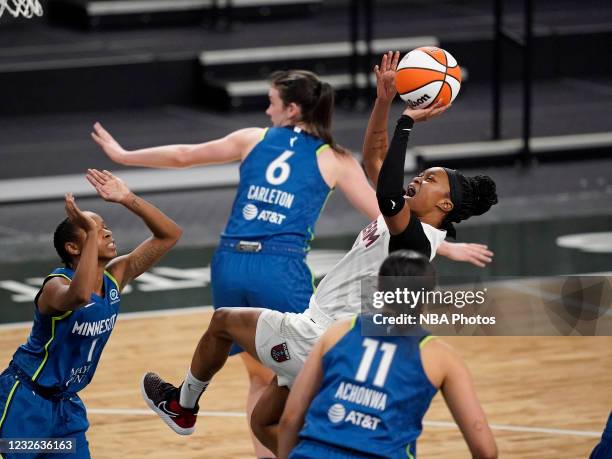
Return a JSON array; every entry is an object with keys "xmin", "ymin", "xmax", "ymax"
[{"xmin": 179, "ymin": 369, "xmax": 210, "ymax": 409}]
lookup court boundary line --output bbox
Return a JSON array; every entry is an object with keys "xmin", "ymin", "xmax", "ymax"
[
  {"xmin": 0, "ymin": 305, "xmax": 214, "ymax": 331},
  {"xmin": 86, "ymin": 408, "xmax": 602, "ymax": 438}
]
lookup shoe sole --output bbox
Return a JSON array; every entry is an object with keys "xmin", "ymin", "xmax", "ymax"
[{"xmin": 140, "ymin": 373, "xmax": 196, "ymax": 436}]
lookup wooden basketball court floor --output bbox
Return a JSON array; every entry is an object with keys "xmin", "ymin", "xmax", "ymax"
[{"xmin": 1, "ymin": 304, "xmax": 610, "ymax": 458}]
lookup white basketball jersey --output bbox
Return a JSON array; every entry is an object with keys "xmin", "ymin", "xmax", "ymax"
[{"xmin": 308, "ymin": 215, "xmax": 446, "ymax": 323}]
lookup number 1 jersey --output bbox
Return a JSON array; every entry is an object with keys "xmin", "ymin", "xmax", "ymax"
[
  {"xmin": 222, "ymin": 126, "xmax": 331, "ymax": 249},
  {"xmin": 11, "ymin": 267, "xmax": 121, "ymax": 393}
]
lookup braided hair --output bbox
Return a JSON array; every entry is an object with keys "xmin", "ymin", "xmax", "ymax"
[
  {"xmin": 53, "ymin": 218, "xmax": 80, "ymax": 269},
  {"xmin": 441, "ymin": 170, "xmax": 498, "ymax": 238}
]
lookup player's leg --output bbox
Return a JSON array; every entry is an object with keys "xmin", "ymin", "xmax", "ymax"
[
  {"xmin": 141, "ymin": 307, "xmax": 263, "ymax": 435},
  {"xmin": 590, "ymin": 411, "xmax": 612, "ymax": 459},
  {"xmin": 241, "ymin": 353, "xmax": 276, "ymax": 459},
  {"xmin": 0, "ymin": 372, "xmax": 53, "ymax": 459},
  {"xmin": 250, "ymin": 376, "xmax": 290, "ymax": 455},
  {"xmin": 242, "ymin": 254, "xmax": 313, "ymax": 457},
  {"xmin": 53, "ymin": 396, "xmax": 91, "ymax": 459}
]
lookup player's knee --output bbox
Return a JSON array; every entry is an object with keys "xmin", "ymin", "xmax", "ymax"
[
  {"xmin": 250, "ymin": 407, "xmax": 271, "ymax": 443},
  {"xmin": 211, "ymin": 307, "xmax": 232, "ymax": 327},
  {"xmin": 209, "ymin": 308, "xmax": 234, "ymax": 338}
]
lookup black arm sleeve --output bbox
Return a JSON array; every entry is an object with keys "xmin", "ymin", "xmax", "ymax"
[
  {"xmin": 376, "ymin": 115, "xmax": 415, "ymax": 216},
  {"xmin": 389, "ymin": 212, "xmax": 432, "ymax": 259}
]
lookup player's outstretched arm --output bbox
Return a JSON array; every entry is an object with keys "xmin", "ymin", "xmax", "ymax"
[
  {"xmin": 437, "ymin": 242, "xmax": 494, "ymax": 268},
  {"xmin": 86, "ymin": 169, "xmax": 182, "ymax": 290},
  {"xmin": 437, "ymin": 343, "xmax": 498, "ymax": 459},
  {"xmin": 91, "ymin": 122, "xmax": 263, "ymax": 168},
  {"xmin": 363, "ymin": 51, "xmax": 400, "ymax": 186},
  {"xmin": 334, "ymin": 152, "xmax": 380, "ymax": 220},
  {"xmin": 376, "ymin": 103, "xmax": 449, "ymax": 235},
  {"xmin": 37, "ymin": 194, "xmax": 102, "ymax": 314}
]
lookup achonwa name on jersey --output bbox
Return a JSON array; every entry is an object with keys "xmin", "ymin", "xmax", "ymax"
[
  {"xmin": 72, "ymin": 314, "xmax": 117, "ymax": 337},
  {"xmin": 334, "ymin": 381, "xmax": 387, "ymax": 411},
  {"xmin": 247, "ymin": 185, "xmax": 295, "ymax": 209}
]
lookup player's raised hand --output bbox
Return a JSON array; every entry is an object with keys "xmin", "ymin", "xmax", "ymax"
[
  {"xmin": 403, "ymin": 100, "xmax": 450, "ymax": 123},
  {"xmin": 65, "ymin": 193, "xmax": 98, "ymax": 233},
  {"xmin": 91, "ymin": 122, "xmax": 128, "ymax": 164},
  {"xmin": 374, "ymin": 51, "xmax": 400, "ymax": 103},
  {"xmin": 86, "ymin": 169, "xmax": 131, "ymax": 204},
  {"xmin": 445, "ymin": 243, "xmax": 494, "ymax": 268}
]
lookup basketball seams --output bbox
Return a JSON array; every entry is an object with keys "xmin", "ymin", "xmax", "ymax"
[
  {"xmin": 445, "ymin": 74, "xmax": 461, "ymax": 99},
  {"xmin": 397, "ymin": 47, "xmax": 461, "ymax": 107},
  {"xmin": 429, "ymin": 78, "xmax": 445, "ymax": 107},
  {"xmin": 396, "ymin": 67, "xmax": 447, "ymax": 76},
  {"xmin": 399, "ymin": 80, "xmax": 443, "ymax": 97},
  {"xmin": 443, "ymin": 49, "xmax": 458, "ymax": 68},
  {"xmin": 422, "ymin": 47, "xmax": 447, "ymax": 66}
]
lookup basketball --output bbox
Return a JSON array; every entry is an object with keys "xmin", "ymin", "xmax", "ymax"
[{"xmin": 395, "ymin": 46, "xmax": 462, "ymax": 108}]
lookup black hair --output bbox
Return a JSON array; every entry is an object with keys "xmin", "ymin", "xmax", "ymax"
[
  {"xmin": 53, "ymin": 218, "xmax": 80, "ymax": 269},
  {"xmin": 442, "ymin": 172, "xmax": 498, "ymax": 238},
  {"xmin": 270, "ymin": 70, "xmax": 347, "ymax": 154},
  {"xmin": 377, "ymin": 250, "xmax": 437, "ymax": 312}
]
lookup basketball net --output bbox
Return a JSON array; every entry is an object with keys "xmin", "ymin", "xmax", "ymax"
[{"xmin": 0, "ymin": 0, "xmax": 43, "ymax": 18}]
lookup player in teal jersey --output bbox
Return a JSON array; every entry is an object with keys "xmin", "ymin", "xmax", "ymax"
[
  {"xmin": 278, "ymin": 250, "xmax": 498, "ymax": 459},
  {"xmin": 92, "ymin": 66, "xmax": 492, "ymax": 458},
  {"xmin": 0, "ymin": 169, "xmax": 181, "ymax": 459}
]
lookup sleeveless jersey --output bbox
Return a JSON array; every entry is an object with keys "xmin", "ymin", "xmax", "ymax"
[
  {"xmin": 298, "ymin": 316, "xmax": 438, "ymax": 458},
  {"xmin": 11, "ymin": 267, "xmax": 121, "ymax": 393},
  {"xmin": 222, "ymin": 126, "xmax": 331, "ymax": 249},
  {"xmin": 309, "ymin": 215, "xmax": 446, "ymax": 323}
]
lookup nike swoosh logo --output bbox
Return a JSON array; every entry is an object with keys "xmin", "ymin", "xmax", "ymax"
[
  {"xmin": 158, "ymin": 401, "xmax": 179, "ymax": 418},
  {"xmin": 83, "ymin": 302, "xmax": 95, "ymax": 309},
  {"xmin": 390, "ymin": 200, "xmax": 396, "ymax": 209},
  {"xmin": 402, "ymin": 128, "xmax": 412, "ymax": 131}
]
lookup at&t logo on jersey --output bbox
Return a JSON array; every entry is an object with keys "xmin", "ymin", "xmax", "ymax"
[
  {"xmin": 243, "ymin": 204, "xmax": 258, "ymax": 220},
  {"xmin": 327, "ymin": 403, "xmax": 346, "ymax": 423},
  {"xmin": 326, "ymin": 402, "xmax": 382, "ymax": 431},
  {"xmin": 242, "ymin": 202, "xmax": 287, "ymax": 225}
]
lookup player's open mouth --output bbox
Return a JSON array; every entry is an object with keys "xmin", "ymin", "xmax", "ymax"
[
  {"xmin": 406, "ymin": 184, "xmax": 417, "ymax": 197},
  {"xmin": 107, "ymin": 241, "xmax": 116, "ymax": 249}
]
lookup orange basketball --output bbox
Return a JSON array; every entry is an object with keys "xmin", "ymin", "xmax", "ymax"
[{"xmin": 395, "ymin": 46, "xmax": 462, "ymax": 108}]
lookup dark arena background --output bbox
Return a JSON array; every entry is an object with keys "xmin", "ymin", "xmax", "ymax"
[{"xmin": 0, "ymin": 0, "xmax": 611, "ymax": 457}]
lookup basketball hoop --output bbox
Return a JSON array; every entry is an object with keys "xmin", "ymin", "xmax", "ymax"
[{"xmin": 0, "ymin": 0, "xmax": 43, "ymax": 18}]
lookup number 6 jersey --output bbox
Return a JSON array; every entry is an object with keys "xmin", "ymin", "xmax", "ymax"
[{"xmin": 223, "ymin": 126, "xmax": 332, "ymax": 249}]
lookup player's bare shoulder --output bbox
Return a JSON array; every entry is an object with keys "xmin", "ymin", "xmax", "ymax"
[
  {"xmin": 231, "ymin": 127, "xmax": 267, "ymax": 160},
  {"xmin": 419, "ymin": 337, "xmax": 463, "ymax": 389}
]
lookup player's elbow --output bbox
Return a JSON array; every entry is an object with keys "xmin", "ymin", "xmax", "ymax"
[
  {"xmin": 174, "ymin": 146, "xmax": 195, "ymax": 168},
  {"xmin": 278, "ymin": 412, "xmax": 301, "ymax": 434}
]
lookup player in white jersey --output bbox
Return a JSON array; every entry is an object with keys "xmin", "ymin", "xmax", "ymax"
[{"xmin": 141, "ymin": 53, "xmax": 498, "ymax": 453}]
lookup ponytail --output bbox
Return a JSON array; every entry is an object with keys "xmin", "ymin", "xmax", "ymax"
[{"xmin": 270, "ymin": 70, "xmax": 347, "ymax": 154}]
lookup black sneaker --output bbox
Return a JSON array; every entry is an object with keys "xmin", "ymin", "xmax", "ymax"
[{"xmin": 140, "ymin": 372, "xmax": 198, "ymax": 435}]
